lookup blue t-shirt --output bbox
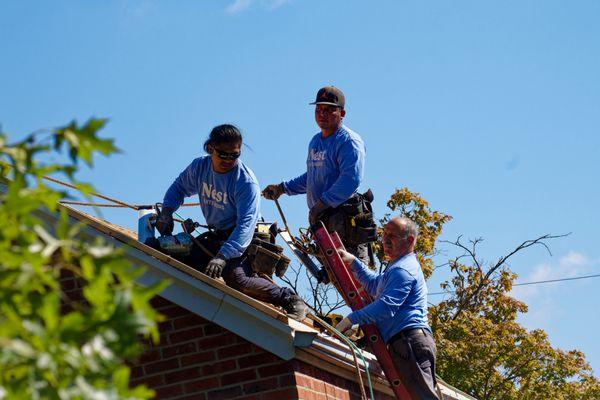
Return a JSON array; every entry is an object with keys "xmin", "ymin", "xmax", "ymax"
[
  {"xmin": 162, "ymin": 155, "xmax": 260, "ymax": 260},
  {"xmin": 347, "ymin": 253, "xmax": 431, "ymax": 343},
  {"xmin": 283, "ymin": 125, "xmax": 365, "ymax": 209}
]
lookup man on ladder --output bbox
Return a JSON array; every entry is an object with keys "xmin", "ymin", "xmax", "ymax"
[{"xmin": 336, "ymin": 217, "xmax": 440, "ymax": 400}]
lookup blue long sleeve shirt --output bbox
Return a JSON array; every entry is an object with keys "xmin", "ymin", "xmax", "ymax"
[
  {"xmin": 347, "ymin": 253, "xmax": 430, "ymax": 343},
  {"xmin": 283, "ymin": 125, "xmax": 365, "ymax": 209},
  {"xmin": 162, "ymin": 156, "xmax": 260, "ymax": 260}
]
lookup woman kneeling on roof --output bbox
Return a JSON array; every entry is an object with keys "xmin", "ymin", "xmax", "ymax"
[{"xmin": 155, "ymin": 124, "xmax": 307, "ymax": 321}]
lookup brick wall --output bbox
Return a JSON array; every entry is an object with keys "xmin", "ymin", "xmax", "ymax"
[
  {"xmin": 60, "ymin": 270, "xmax": 395, "ymax": 400},
  {"xmin": 129, "ymin": 296, "xmax": 298, "ymax": 400},
  {"xmin": 292, "ymin": 360, "xmax": 394, "ymax": 400}
]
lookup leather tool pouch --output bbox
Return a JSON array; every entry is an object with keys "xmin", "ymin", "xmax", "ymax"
[
  {"xmin": 246, "ymin": 222, "xmax": 291, "ymax": 278},
  {"xmin": 322, "ymin": 189, "xmax": 378, "ymax": 247}
]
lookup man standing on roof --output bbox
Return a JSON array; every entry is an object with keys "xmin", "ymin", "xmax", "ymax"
[
  {"xmin": 262, "ymin": 86, "xmax": 375, "ymax": 264},
  {"xmin": 155, "ymin": 124, "xmax": 308, "ymax": 321},
  {"xmin": 336, "ymin": 217, "xmax": 439, "ymax": 400}
]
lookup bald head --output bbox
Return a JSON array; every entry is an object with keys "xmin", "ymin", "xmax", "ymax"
[
  {"xmin": 383, "ymin": 217, "xmax": 418, "ymax": 260},
  {"xmin": 388, "ymin": 217, "xmax": 418, "ymax": 240}
]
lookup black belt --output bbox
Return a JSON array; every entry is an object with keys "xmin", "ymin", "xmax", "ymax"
[{"xmin": 387, "ymin": 327, "xmax": 431, "ymax": 345}]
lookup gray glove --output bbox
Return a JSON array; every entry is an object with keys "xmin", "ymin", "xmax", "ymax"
[
  {"xmin": 156, "ymin": 206, "xmax": 175, "ymax": 236},
  {"xmin": 262, "ymin": 183, "xmax": 285, "ymax": 200},
  {"xmin": 206, "ymin": 253, "xmax": 227, "ymax": 279},
  {"xmin": 309, "ymin": 199, "xmax": 328, "ymax": 226}
]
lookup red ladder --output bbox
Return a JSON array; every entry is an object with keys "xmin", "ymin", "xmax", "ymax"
[{"xmin": 312, "ymin": 222, "xmax": 412, "ymax": 400}]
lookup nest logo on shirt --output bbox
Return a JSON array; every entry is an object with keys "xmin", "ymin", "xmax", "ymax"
[
  {"xmin": 309, "ymin": 149, "xmax": 326, "ymax": 167},
  {"xmin": 201, "ymin": 182, "xmax": 228, "ymax": 210}
]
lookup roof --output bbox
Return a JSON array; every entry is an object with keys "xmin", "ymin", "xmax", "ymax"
[
  {"xmin": 40, "ymin": 203, "xmax": 476, "ymax": 399},
  {"xmin": 38, "ymin": 204, "xmax": 318, "ymax": 360}
]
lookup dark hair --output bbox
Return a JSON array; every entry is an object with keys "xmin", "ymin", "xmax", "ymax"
[{"xmin": 203, "ymin": 124, "xmax": 243, "ymax": 152}]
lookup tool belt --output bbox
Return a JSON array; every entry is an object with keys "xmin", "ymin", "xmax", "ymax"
[
  {"xmin": 246, "ymin": 222, "xmax": 290, "ymax": 278},
  {"xmin": 196, "ymin": 222, "xmax": 290, "ymax": 278},
  {"xmin": 320, "ymin": 189, "xmax": 377, "ymax": 247}
]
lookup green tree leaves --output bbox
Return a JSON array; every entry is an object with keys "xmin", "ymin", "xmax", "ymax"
[
  {"xmin": 0, "ymin": 120, "xmax": 165, "ymax": 399},
  {"xmin": 384, "ymin": 188, "xmax": 600, "ymax": 400}
]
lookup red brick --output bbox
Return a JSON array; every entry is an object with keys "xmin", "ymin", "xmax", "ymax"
[
  {"xmin": 236, "ymin": 395, "xmax": 262, "ymax": 400},
  {"xmin": 173, "ymin": 314, "xmax": 206, "ymax": 329},
  {"xmin": 203, "ymin": 324, "xmax": 224, "ymax": 335},
  {"xmin": 238, "ymin": 353, "xmax": 279, "ymax": 369},
  {"xmin": 144, "ymin": 358, "xmax": 179, "ymax": 375},
  {"xmin": 217, "ymin": 343, "xmax": 252, "ymax": 359},
  {"xmin": 130, "ymin": 374, "xmax": 165, "ymax": 388},
  {"xmin": 180, "ymin": 350, "xmax": 215, "ymax": 366},
  {"xmin": 150, "ymin": 296, "xmax": 172, "ymax": 308},
  {"xmin": 158, "ymin": 320, "xmax": 174, "ymax": 333},
  {"xmin": 202, "ymin": 359, "xmax": 236, "ymax": 376},
  {"xmin": 138, "ymin": 349, "xmax": 161, "ymax": 363},
  {"xmin": 349, "ymin": 392, "xmax": 363, "ymax": 400},
  {"xmin": 258, "ymin": 364, "xmax": 292, "ymax": 378},
  {"xmin": 131, "ymin": 366, "xmax": 143, "ymax": 379},
  {"xmin": 196, "ymin": 332, "xmax": 237, "ymax": 349},
  {"xmin": 183, "ymin": 376, "xmax": 219, "ymax": 393},
  {"xmin": 207, "ymin": 386, "xmax": 242, "ymax": 400},
  {"xmin": 178, "ymin": 395, "xmax": 206, "ymax": 400},
  {"xmin": 220, "ymin": 369, "xmax": 257, "ymax": 386},
  {"xmin": 242, "ymin": 377, "xmax": 277, "ymax": 394},
  {"xmin": 298, "ymin": 375, "xmax": 324, "ymax": 392},
  {"xmin": 333, "ymin": 386, "xmax": 351, "ymax": 400},
  {"xmin": 160, "ymin": 305, "xmax": 191, "ymax": 318},
  {"xmin": 261, "ymin": 387, "xmax": 299, "ymax": 400},
  {"xmin": 278, "ymin": 373, "xmax": 296, "ymax": 387},
  {"xmin": 154, "ymin": 384, "xmax": 183, "ymax": 398},
  {"xmin": 164, "ymin": 366, "xmax": 202, "ymax": 382},
  {"xmin": 162, "ymin": 342, "xmax": 197, "ymax": 359},
  {"xmin": 169, "ymin": 327, "xmax": 204, "ymax": 344}
]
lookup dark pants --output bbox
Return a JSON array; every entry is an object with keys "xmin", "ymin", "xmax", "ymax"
[
  {"xmin": 388, "ymin": 328, "xmax": 439, "ymax": 400},
  {"xmin": 176, "ymin": 235, "xmax": 294, "ymax": 307}
]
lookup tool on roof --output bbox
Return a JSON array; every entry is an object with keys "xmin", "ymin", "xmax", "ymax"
[{"xmin": 273, "ymin": 199, "xmax": 329, "ymax": 283}]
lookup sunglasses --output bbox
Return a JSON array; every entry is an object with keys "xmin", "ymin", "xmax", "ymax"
[{"xmin": 213, "ymin": 147, "xmax": 241, "ymax": 160}]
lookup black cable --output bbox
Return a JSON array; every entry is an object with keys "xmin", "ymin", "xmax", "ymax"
[{"xmin": 429, "ymin": 273, "xmax": 600, "ymax": 296}]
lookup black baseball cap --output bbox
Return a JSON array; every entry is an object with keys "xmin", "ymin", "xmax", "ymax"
[{"xmin": 309, "ymin": 86, "xmax": 345, "ymax": 108}]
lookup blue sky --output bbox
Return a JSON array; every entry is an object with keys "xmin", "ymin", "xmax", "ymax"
[{"xmin": 2, "ymin": 1, "xmax": 599, "ymax": 375}]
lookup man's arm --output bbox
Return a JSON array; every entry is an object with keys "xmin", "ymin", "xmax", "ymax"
[
  {"xmin": 283, "ymin": 172, "xmax": 307, "ymax": 195},
  {"xmin": 218, "ymin": 181, "xmax": 260, "ymax": 259},
  {"xmin": 347, "ymin": 268, "xmax": 413, "ymax": 325},
  {"xmin": 320, "ymin": 138, "xmax": 365, "ymax": 207},
  {"xmin": 349, "ymin": 258, "xmax": 382, "ymax": 298}
]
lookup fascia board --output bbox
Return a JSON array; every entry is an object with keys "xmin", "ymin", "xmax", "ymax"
[{"xmin": 34, "ymin": 206, "xmax": 317, "ymax": 360}]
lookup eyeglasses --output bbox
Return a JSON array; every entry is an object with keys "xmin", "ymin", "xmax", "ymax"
[{"xmin": 214, "ymin": 147, "xmax": 241, "ymax": 160}]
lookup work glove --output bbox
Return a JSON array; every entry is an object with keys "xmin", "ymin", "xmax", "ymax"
[
  {"xmin": 308, "ymin": 199, "xmax": 328, "ymax": 226},
  {"xmin": 262, "ymin": 183, "xmax": 285, "ymax": 200},
  {"xmin": 155, "ymin": 206, "xmax": 175, "ymax": 236},
  {"xmin": 206, "ymin": 253, "xmax": 227, "ymax": 279}
]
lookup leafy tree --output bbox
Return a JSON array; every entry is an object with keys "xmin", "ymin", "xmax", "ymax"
[
  {"xmin": 378, "ymin": 187, "xmax": 452, "ymax": 278},
  {"xmin": 384, "ymin": 187, "xmax": 600, "ymax": 400},
  {"xmin": 0, "ymin": 119, "xmax": 167, "ymax": 399}
]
